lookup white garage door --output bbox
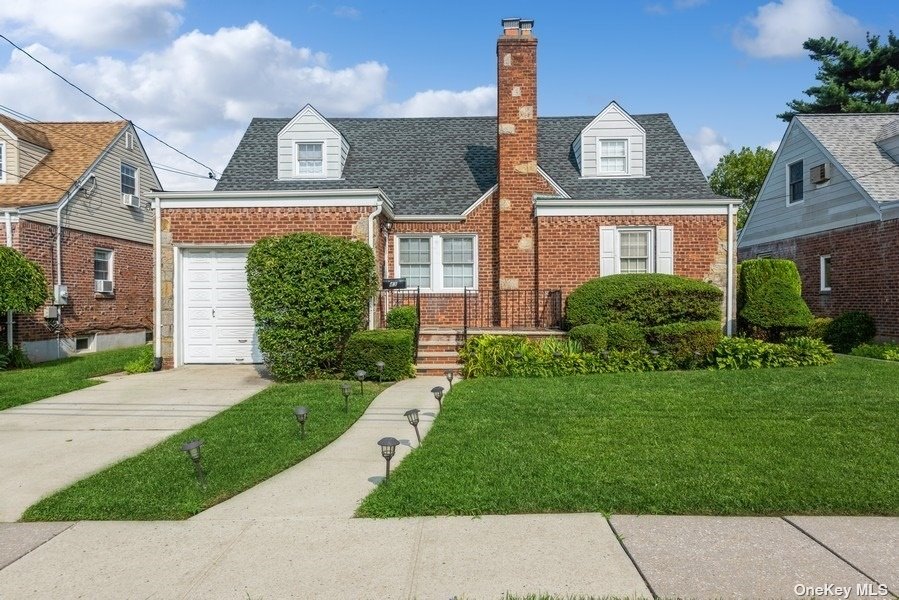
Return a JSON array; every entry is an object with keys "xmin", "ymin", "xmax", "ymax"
[{"xmin": 182, "ymin": 249, "xmax": 263, "ymax": 364}]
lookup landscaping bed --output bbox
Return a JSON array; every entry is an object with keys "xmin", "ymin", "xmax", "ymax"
[
  {"xmin": 357, "ymin": 357, "xmax": 898, "ymax": 517},
  {"xmin": 24, "ymin": 380, "xmax": 385, "ymax": 521},
  {"xmin": 0, "ymin": 345, "xmax": 148, "ymax": 410}
]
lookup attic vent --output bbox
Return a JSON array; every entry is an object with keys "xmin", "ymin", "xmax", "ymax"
[
  {"xmin": 810, "ymin": 162, "xmax": 831, "ymax": 184},
  {"xmin": 125, "ymin": 132, "xmax": 134, "ymax": 150}
]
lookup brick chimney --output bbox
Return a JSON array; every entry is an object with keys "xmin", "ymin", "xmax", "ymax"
[{"xmin": 496, "ymin": 18, "xmax": 541, "ymax": 318}]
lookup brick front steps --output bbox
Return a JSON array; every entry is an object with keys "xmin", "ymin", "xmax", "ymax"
[{"xmin": 414, "ymin": 328, "xmax": 565, "ymax": 376}]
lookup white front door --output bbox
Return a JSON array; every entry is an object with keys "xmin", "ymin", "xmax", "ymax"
[{"xmin": 181, "ymin": 249, "xmax": 262, "ymax": 364}]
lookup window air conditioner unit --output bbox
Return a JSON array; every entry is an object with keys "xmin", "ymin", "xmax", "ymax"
[
  {"xmin": 95, "ymin": 279, "xmax": 114, "ymax": 293},
  {"xmin": 810, "ymin": 162, "xmax": 831, "ymax": 184},
  {"xmin": 122, "ymin": 193, "xmax": 141, "ymax": 208}
]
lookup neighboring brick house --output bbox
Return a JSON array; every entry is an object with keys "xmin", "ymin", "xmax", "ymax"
[
  {"xmin": 0, "ymin": 115, "xmax": 160, "ymax": 361},
  {"xmin": 739, "ymin": 113, "xmax": 899, "ymax": 340},
  {"xmin": 152, "ymin": 18, "xmax": 738, "ymax": 369}
]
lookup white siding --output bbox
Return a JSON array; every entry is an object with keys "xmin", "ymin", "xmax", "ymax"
[
  {"xmin": 277, "ymin": 106, "xmax": 346, "ymax": 180},
  {"xmin": 580, "ymin": 103, "xmax": 646, "ymax": 178},
  {"xmin": 18, "ymin": 140, "xmax": 49, "ymax": 179},
  {"xmin": 0, "ymin": 128, "xmax": 18, "ymax": 184},
  {"xmin": 739, "ymin": 123, "xmax": 881, "ymax": 248}
]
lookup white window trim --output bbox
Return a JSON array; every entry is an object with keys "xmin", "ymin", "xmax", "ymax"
[
  {"xmin": 597, "ymin": 138, "xmax": 629, "ymax": 177},
  {"xmin": 394, "ymin": 234, "xmax": 478, "ymax": 293},
  {"xmin": 94, "ymin": 248, "xmax": 115, "ymax": 289},
  {"xmin": 0, "ymin": 141, "xmax": 6, "ymax": 183},
  {"xmin": 786, "ymin": 159, "xmax": 804, "ymax": 206},
  {"xmin": 616, "ymin": 227, "xmax": 654, "ymax": 274},
  {"xmin": 293, "ymin": 140, "xmax": 327, "ymax": 178},
  {"xmin": 121, "ymin": 161, "xmax": 139, "ymax": 197},
  {"xmin": 820, "ymin": 254, "xmax": 831, "ymax": 292}
]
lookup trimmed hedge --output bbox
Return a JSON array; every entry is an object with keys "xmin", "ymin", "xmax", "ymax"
[
  {"xmin": 565, "ymin": 274, "xmax": 722, "ymax": 329},
  {"xmin": 648, "ymin": 320, "xmax": 722, "ymax": 366},
  {"xmin": 343, "ymin": 329, "xmax": 414, "ymax": 381},
  {"xmin": 246, "ymin": 233, "xmax": 377, "ymax": 380},
  {"xmin": 738, "ymin": 259, "xmax": 812, "ymax": 339},
  {"xmin": 803, "ymin": 317, "xmax": 833, "ymax": 340},
  {"xmin": 568, "ymin": 324, "xmax": 608, "ymax": 352},
  {"xmin": 386, "ymin": 305, "xmax": 418, "ymax": 331},
  {"xmin": 823, "ymin": 311, "xmax": 876, "ymax": 353},
  {"xmin": 606, "ymin": 321, "xmax": 648, "ymax": 352}
]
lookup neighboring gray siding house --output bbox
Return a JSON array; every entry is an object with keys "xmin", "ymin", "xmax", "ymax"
[{"xmin": 739, "ymin": 113, "xmax": 899, "ymax": 339}]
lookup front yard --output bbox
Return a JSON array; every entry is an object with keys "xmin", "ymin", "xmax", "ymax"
[
  {"xmin": 0, "ymin": 346, "xmax": 147, "ymax": 410},
  {"xmin": 358, "ymin": 356, "xmax": 899, "ymax": 517}
]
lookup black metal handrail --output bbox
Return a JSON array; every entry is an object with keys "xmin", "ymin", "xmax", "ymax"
[{"xmin": 413, "ymin": 286, "xmax": 421, "ymax": 363}]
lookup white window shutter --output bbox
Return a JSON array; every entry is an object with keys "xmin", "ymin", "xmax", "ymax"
[
  {"xmin": 599, "ymin": 226, "xmax": 617, "ymax": 276},
  {"xmin": 656, "ymin": 226, "xmax": 674, "ymax": 274}
]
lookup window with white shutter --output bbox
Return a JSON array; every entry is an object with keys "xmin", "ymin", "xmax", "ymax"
[{"xmin": 599, "ymin": 226, "xmax": 674, "ymax": 276}]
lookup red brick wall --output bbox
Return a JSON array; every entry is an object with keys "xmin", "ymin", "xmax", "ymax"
[
  {"xmin": 739, "ymin": 219, "xmax": 899, "ymax": 339},
  {"xmin": 13, "ymin": 219, "xmax": 152, "ymax": 343},
  {"xmin": 537, "ymin": 215, "xmax": 729, "ymax": 295}
]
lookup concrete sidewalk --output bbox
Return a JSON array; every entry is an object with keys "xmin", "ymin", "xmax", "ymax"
[{"xmin": 0, "ymin": 365, "xmax": 270, "ymax": 521}]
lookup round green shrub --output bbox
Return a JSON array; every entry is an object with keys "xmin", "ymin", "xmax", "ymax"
[
  {"xmin": 648, "ymin": 320, "xmax": 722, "ymax": 366},
  {"xmin": 343, "ymin": 329, "xmax": 414, "ymax": 381},
  {"xmin": 605, "ymin": 322, "xmax": 647, "ymax": 352},
  {"xmin": 803, "ymin": 316, "xmax": 833, "ymax": 339},
  {"xmin": 0, "ymin": 246, "xmax": 48, "ymax": 314},
  {"xmin": 823, "ymin": 311, "xmax": 876, "ymax": 353},
  {"xmin": 386, "ymin": 305, "xmax": 418, "ymax": 331},
  {"xmin": 565, "ymin": 274, "xmax": 722, "ymax": 328},
  {"xmin": 246, "ymin": 233, "xmax": 377, "ymax": 380},
  {"xmin": 739, "ymin": 280, "xmax": 813, "ymax": 337},
  {"xmin": 568, "ymin": 324, "xmax": 608, "ymax": 352}
]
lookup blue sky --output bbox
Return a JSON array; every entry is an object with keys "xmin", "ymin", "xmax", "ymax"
[{"xmin": 0, "ymin": 0, "xmax": 895, "ymax": 187}]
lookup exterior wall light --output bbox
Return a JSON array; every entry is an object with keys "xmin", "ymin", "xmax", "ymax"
[
  {"xmin": 378, "ymin": 436, "xmax": 399, "ymax": 480},
  {"xmin": 404, "ymin": 408, "xmax": 421, "ymax": 444}
]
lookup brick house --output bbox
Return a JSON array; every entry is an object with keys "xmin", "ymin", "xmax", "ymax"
[
  {"xmin": 152, "ymin": 18, "xmax": 738, "ymax": 370},
  {"xmin": 0, "ymin": 115, "xmax": 159, "ymax": 361},
  {"xmin": 739, "ymin": 113, "xmax": 899, "ymax": 340}
]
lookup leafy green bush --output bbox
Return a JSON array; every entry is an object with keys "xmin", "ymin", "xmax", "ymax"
[
  {"xmin": 568, "ymin": 324, "xmax": 607, "ymax": 352},
  {"xmin": 386, "ymin": 305, "xmax": 417, "ymax": 331},
  {"xmin": 738, "ymin": 258, "xmax": 812, "ymax": 340},
  {"xmin": 710, "ymin": 336, "xmax": 833, "ymax": 369},
  {"xmin": 246, "ymin": 233, "xmax": 376, "ymax": 380},
  {"xmin": 124, "ymin": 345, "xmax": 154, "ymax": 374},
  {"xmin": 823, "ymin": 311, "xmax": 876, "ymax": 353},
  {"xmin": 605, "ymin": 321, "xmax": 648, "ymax": 352},
  {"xmin": 803, "ymin": 317, "xmax": 833, "ymax": 339},
  {"xmin": 648, "ymin": 320, "xmax": 722, "ymax": 367},
  {"xmin": 0, "ymin": 247, "xmax": 48, "ymax": 314},
  {"xmin": 0, "ymin": 345, "xmax": 30, "ymax": 371},
  {"xmin": 343, "ymin": 329, "xmax": 414, "ymax": 381},
  {"xmin": 850, "ymin": 342, "xmax": 899, "ymax": 361},
  {"xmin": 565, "ymin": 274, "xmax": 722, "ymax": 328}
]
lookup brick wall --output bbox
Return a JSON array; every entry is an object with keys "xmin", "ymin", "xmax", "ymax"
[
  {"xmin": 12, "ymin": 218, "xmax": 152, "ymax": 344},
  {"xmin": 739, "ymin": 219, "xmax": 899, "ymax": 339}
]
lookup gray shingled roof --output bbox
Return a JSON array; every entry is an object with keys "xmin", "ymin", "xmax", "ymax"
[
  {"xmin": 797, "ymin": 113, "xmax": 899, "ymax": 203},
  {"xmin": 215, "ymin": 114, "xmax": 720, "ymax": 215}
]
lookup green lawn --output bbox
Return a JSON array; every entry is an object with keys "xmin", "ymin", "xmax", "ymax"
[
  {"xmin": 358, "ymin": 357, "xmax": 899, "ymax": 517},
  {"xmin": 0, "ymin": 345, "xmax": 147, "ymax": 410},
  {"xmin": 24, "ymin": 380, "xmax": 385, "ymax": 521}
]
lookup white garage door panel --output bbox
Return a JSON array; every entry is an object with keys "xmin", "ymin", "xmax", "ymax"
[{"xmin": 182, "ymin": 249, "xmax": 263, "ymax": 364}]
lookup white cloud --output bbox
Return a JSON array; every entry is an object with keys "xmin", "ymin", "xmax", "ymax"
[
  {"xmin": 765, "ymin": 139, "xmax": 781, "ymax": 152},
  {"xmin": 333, "ymin": 6, "xmax": 361, "ymax": 19},
  {"xmin": 686, "ymin": 126, "xmax": 731, "ymax": 174},
  {"xmin": 0, "ymin": 0, "xmax": 184, "ymax": 50},
  {"xmin": 733, "ymin": 0, "xmax": 863, "ymax": 58},
  {"xmin": 379, "ymin": 86, "xmax": 496, "ymax": 118}
]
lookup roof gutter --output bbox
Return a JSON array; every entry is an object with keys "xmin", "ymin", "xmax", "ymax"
[
  {"xmin": 4, "ymin": 211, "xmax": 13, "ymax": 348},
  {"xmin": 153, "ymin": 188, "xmax": 396, "ymax": 218},
  {"xmin": 367, "ymin": 200, "xmax": 384, "ymax": 330}
]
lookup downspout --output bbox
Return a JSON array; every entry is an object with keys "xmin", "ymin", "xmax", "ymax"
[
  {"xmin": 367, "ymin": 200, "xmax": 384, "ymax": 330},
  {"xmin": 726, "ymin": 202, "xmax": 735, "ymax": 336},
  {"xmin": 4, "ymin": 212, "xmax": 12, "ymax": 349},
  {"xmin": 153, "ymin": 197, "xmax": 162, "ymax": 369}
]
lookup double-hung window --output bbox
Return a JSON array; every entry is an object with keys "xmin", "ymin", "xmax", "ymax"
[
  {"xmin": 296, "ymin": 142, "xmax": 323, "ymax": 176},
  {"xmin": 121, "ymin": 163, "xmax": 137, "ymax": 196},
  {"xmin": 788, "ymin": 160, "xmax": 804, "ymax": 204},
  {"xmin": 397, "ymin": 235, "xmax": 476, "ymax": 291},
  {"xmin": 599, "ymin": 139, "xmax": 628, "ymax": 175},
  {"xmin": 618, "ymin": 229, "xmax": 652, "ymax": 274},
  {"xmin": 94, "ymin": 249, "xmax": 113, "ymax": 285}
]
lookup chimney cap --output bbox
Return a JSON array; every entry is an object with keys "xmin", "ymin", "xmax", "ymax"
[
  {"xmin": 519, "ymin": 19, "xmax": 534, "ymax": 31},
  {"xmin": 501, "ymin": 17, "xmax": 521, "ymax": 29}
]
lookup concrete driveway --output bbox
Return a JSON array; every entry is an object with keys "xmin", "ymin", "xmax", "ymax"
[{"xmin": 0, "ymin": 365, "xmax": 270, "ymax": 522}]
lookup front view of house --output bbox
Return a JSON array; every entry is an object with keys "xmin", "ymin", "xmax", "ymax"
[{"xmin": 152, "ymin": 18, "xmax": 738, "ymax": 369}]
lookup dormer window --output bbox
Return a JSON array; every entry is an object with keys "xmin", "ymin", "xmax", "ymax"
[
  {"xmin": 599, "ymin": 139, "xmax": 628, "ymax": 175},
  {"xmin": 296, "ymin": 142, "xmax": 324, "ymax": 176}
]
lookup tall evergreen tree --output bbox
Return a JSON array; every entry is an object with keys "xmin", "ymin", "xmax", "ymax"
[{"xmin": 779, "ymin": 31, "xmax": 899, "ymax": 121}]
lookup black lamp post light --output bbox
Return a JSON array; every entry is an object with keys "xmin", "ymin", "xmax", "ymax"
[
  {"xmin": 341, "ymin": 382, "xmax": 352, "ymax": 413},
  {"xmin": 180, "ymin": 439, "xmax": 206, "ymax": 485},
  {"xmin": 355, "ymin": 369, "xmax": 367, "ymax": 394},
  {"xmin": 375, "ymin": 361, "xmax": 385, "ymax": 384},
  {"xmin": 404, "ymin": 408, "xmax": 421, "ymax": 444},
  {"xmin": 444, "ymin": 369, "xmax": 455, "ymax": 390},
  {"xmin": 431, "ymin": 385, "xmax": 445, "ymax": 410},
  {"xmin": 378, "ymin": 436, "xmax": 399, "ymax": 480},
  {"xmin": 293, "ymin": 406, "xmax": 308, "ymax": 439}
]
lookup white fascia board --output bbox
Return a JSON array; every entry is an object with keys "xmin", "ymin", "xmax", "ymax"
[
  {"xmin": 460, "ymin": 185, "xmax": 498, "ymax": 218},
  {"xmin": 278, "ymin": 104, "xmax": 343, "ymax": 139},
  {"xmin": 392, "ymin": 214, "xmax": 467, "ymax": 222},
  {"xmin": 582, "ymin": 101, "xmax": 646, "ymax": 135},
  {"xmin": 533, "ymin": 197, "xmax": 740, "ymax": 217},
  {"xmin": 536, "ymin": 167, "xmax": 570, "ymax": 198},
  {"xmin": 154, "ymin": 188, "xmax": 394, "ymax": 215}
]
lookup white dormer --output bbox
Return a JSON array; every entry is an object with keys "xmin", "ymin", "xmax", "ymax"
[
  {"xmin": 277, "ymin": 104, "xmax": 348, "ymax": 180},
  {"xmin": 573, "ymin": 101, "xmax": 646, "ymax": 178}
]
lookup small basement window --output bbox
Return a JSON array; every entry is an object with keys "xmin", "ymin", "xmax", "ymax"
[{"xmin": 75, "ymin": 336, "xmax": 91, "ymax": 351}]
